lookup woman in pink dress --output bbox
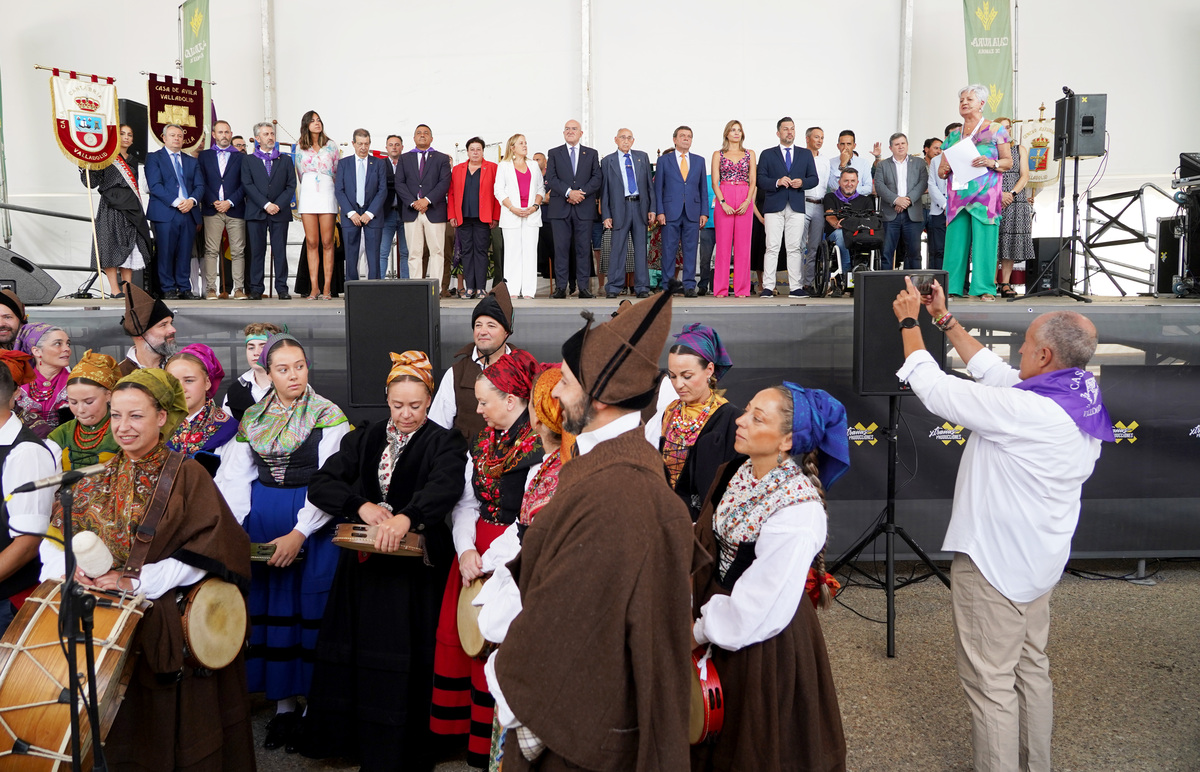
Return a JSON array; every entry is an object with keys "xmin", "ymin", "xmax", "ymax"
[{"xmin": 710, "ymin": 120, "xmax": 758, "ymax": 298}]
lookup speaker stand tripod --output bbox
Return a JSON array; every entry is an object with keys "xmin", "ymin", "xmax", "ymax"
[{"xmin": 828, "ymin": 395, "xmax": 950, "ymax": 658}]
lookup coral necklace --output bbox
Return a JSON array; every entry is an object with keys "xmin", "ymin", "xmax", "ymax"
[{"xmin": 74, "ymin": 416, "xmax": 111, "ymax": 451}]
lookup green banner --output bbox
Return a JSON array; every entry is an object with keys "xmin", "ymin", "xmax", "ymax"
[
  {"xmin": 181, "ymin": 0, "xmax": 210, "ymax": 146},
  {"xmin": 963, "ymin": 0, "xmax": 1014, "ymax": 120}
]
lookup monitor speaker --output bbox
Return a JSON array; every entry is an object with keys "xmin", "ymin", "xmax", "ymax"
[
  {"xmin": 1030, "ymin": 237, "xmax": 1074, "ymax": 293},
  {"xmin": 0, "ymin": 248, "xmax": 60, "ymax": 306},
  {"xmin": 853, "ymin": 270, "xmax": 947, "ymax": 397},
  {"xmin": 118, "ymin": 98, "xmax": 148, "ymax": 166},
  {"xmin": 1053, "ymin": 94, "xmax": 1107, "ymax": 160},
  {"xmin": 344, "ymin": 280, "xmax": 440, "ymax": 408}
]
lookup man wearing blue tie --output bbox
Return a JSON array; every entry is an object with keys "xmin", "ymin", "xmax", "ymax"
[
  {"xmin": 757, "ymin": 117, "xmax": 820, "ymax": 297},
  {"xmin": 145, "ymin": 124, "xmax": 205, "ymax": 299},
  {"xmin": 653, "ymin": 126, "xmax": 709, "ymax": 297},
  {"xmin": 334, "ymin": 129, "xmax": 387, "ymax": 280},
  {"xmin": 600, "ymin": 129, "xmax": 655, "ymax": 298}
]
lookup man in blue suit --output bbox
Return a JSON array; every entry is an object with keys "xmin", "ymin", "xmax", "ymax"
[
  {"xmin": 395, "ymin": 124, "xmax": 452, "ymax": 283},
  {"xmin": 756, "ymin": 117, "xmax": 820, "ymax": 297},
  {"xmin": 145, "ymin": 124, "xmax": 205, "ymax": 299},
  {"xmin": 545, "ymin": 119, "xmax": 602, "ymax": 298},
  {"xmin": 654, "ymin": 126, "xmax": 710, "ymax": 297},
  {"xmin": 335, "ymin": 128, "xmax": 388, "ymax": 281},
  {"xmin": 600, "ymin": 128, "xmax": 655, "ymax": 299},
  {"xmin": 241, "ymin": 121, "xmax": 296, "ymax": 300},
  {"xmin": 198, "ymin": 119, "xmax": 245, "ymax": 299}
]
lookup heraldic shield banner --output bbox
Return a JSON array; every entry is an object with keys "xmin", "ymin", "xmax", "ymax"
[
  {"xmin": 50, "ymin": 71, "xmax": 120, "ymax": 171},
  {"xmin": 147, "ymin": 73, "xmax": 205, "ymax": 150}
]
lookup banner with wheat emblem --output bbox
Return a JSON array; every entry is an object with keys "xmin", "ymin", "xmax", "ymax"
[{"xmin": 963, "ymin": 0, "xmax": 1013, "ymax": 120}]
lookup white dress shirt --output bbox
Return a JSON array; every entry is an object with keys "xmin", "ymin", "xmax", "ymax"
[
  {"xmin": 450, "ymin": 451, "xmax": 541, "ymax": 558},
  {"xmin": 928, "ymin": 156, "xmax": 948, "ymax": 216},
  {"xmin": 429, "ymin": 344, "xmax": 513, "ymax": 433},
  {"xmin": 892, "ymin": 155, "xmax": 909, "ymax": 197},
  {"xmin": 897, "ymin": 348, "xmax": 1103, "ymax": 603},
  {"xmin": 830, "ymin": 153, "xmax": 873, "ymax": 197}
]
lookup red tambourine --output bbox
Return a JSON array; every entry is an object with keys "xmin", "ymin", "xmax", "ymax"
[{"xmin": 689, "ymin": 645, "xmax": 724, "ymax": 744}]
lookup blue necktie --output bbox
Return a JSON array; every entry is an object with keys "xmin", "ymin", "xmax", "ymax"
[
  {"xmin": 624, "ymin": 153, "xmax": 637, "ymax": 196},
  {"xmin": 785, "ymin": 147, "xmax": 792, "ymax": 169},
  {"xmin": 357, "ymin": 158, "xmax": 367, "ymax": 208},
  {"xmin": 570, "ymin": 145, "xmax": 577, "ymax": 175},
  {"xmin": 172, "ymin": 152, "xmax": 187, "ymax": 199}
]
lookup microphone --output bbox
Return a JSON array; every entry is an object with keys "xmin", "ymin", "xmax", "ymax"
[
  {"xmin": 1062, "ymin": 86, "xmax": 1075, "ymax": 97},
  {"xmin": 12, "ymin": 464, "xmax": 107, "ymax": 494}
]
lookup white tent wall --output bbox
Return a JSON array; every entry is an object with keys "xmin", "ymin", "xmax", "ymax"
[{"xmin": 1, "ymin": 0, "xmax": 1197, "ymax": 294}]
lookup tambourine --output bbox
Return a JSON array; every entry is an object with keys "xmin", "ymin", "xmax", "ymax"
[
  {"xmin": 689, "ymin": 645, "xmax": 724, "ymax": 744},
  {"xmin": 457, "ymin": 575, "xmax": 496, "ymax": 659}
]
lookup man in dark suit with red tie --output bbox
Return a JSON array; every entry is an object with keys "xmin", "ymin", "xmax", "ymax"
[
  {"xmin": 145, "ymin": 124, "xmax": 205, "ymax": 300},
  {"xmin": 241, "ymin": 122, "xmax": 296, "ymax": 300},
  {"xmin": 334, "ymin": 129, "xmax": 387, "ymax": 281},
  {"xmin": 654, "ymin": 126, "xmax": 710, "ymax": 297},
  {"xmin": 198, "ymin": 120, "xmax": 246, "ymax": 299},
  {"xmin": 395, "ymin": 124, "xmax": 452, "ymax": 282},
  {"xmin": 545, "ymin": 119, "xmax": 602, "ymax": 298}
]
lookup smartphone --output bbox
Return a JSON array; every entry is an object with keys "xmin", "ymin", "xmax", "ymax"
[{"xmin": 910, "ymin": 273, "xmax": 935, "ymax": 297}]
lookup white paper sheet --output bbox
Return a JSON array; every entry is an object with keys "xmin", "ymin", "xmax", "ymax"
[{"xmin": 943, "ymin": 138, "xmax": 987, "ymax": 190}]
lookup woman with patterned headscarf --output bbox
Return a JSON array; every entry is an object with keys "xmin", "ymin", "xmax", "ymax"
[
  {"xmin": 430, "ymin": 348, "xmax": 543, "ymax": 769},
  {"xmin": 39, "ymin": 368, "xmax": 255, "ymax": 770},
  {"xmin": 165, "ymin": 343, "xmax": 237, "ymax": 476},
  {"xmin": 214, "ymin": 333, "xmax": 350, "ymax": 752},
  {"xmin": 647, "ymin": 322, "xmax": 743, "ymax": 522},
  {"xmin": 293, "ymin": 351, "xmax": 468, "ymax": 769},
  {"xmin": 13, "ymin": 322, "xmax": 72, "ymax": 439},
  {"xmin": 689, "ymin": 383, "xmax": 850, "ymax": 772},
  {"xmin": 46, "ymin": 350, "xmax": 122, "ymax": 470}
]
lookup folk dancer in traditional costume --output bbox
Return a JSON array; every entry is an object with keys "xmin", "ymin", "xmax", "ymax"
[
  {"xmin": 221, "ymin": 322, "xmax": 284, "ymax": 422},
  {"xmin": 117, "ymin": 281, "xmax": 177, "ymax": 375},
  {"xmin": 46, "ymin": 350, "xmax": 122, "ymax": 470},
  {"xmin": 166, "ymin": 343, "xmax": 238, "ymax": 476},
  {"xmin": 12, "ymin": 323, "xmax": 71, "ymax": 439}
]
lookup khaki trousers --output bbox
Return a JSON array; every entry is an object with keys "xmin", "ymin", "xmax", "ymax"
[
  {"xmin": 951, "ymin": 552, "xmax": 1053, "ymax": 772},
  {"xmin": 405, "ymin": 213, "xmax": 446, "ymax": 281},
  {"xmin": 202, "ymin": 212, "xmax": 246, "ymax": 294}
]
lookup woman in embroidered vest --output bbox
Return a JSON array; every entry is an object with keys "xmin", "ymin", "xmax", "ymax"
[
  {"xmin": 40, "ymin": 368, "xmax": 255, "ymax": 771},
  {"xmin": 294, "ymin": 351, "xmax": 467, "ymax": 770},
  {"xmin": 647, "ymin": 323, "xmax": 742, "ymax": 522},
  {"xmin": 166, "ymin": 343, "xmax": 237, "ymax": 476},
  {"xmin": 47, "ymin": 350, "xmax": 121, "ymax": 470},
  {"xmin": 214, "ymin": 333, "xmax": 350, "ymax": 751},
  {"xmin": 13, "ymin": 322, "xmax": 71, "ymax": 439},
  {"xmin": 81, "ymin": 123, "xmax": 152, "ymax": 298},
  {"xmin": 430, "ymin": 348, "xmax": 543, "ymax": 769},
  {"xmin": 690, "ymin": 383, "xmax": 849, "ymax": 772}
]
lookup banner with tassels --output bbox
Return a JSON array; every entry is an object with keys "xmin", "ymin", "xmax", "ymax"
[{"xmin": 49, "ymin": 69, "xmax": 120, "ymax": 170}]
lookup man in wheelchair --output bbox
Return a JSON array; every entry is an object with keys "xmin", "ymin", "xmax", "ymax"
[{"xmin": 823, "ymin": 168, "xmax": 881, "ymax": 294}]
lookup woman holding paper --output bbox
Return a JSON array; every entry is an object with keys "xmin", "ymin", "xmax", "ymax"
[{"xmin": 938, "ymin": 84, "xmax": 1012, "ymax": 301}]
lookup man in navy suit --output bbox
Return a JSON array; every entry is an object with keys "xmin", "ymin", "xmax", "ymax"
[
  {"xmin": 545, "ymin": 119, "xmax": 602, "ymax": 298},
  {"xmin": 600, "ymin": 129, "xmax": 655, "ymax": 298},
  {"xmin": 145, "ymin": 124, "xmax": 205, "ymax": 299},
  {"xmin": 654, "ymin": 126, "xmax": 710, "ymax": 297},
  {"xmin": 380, "ymin": 134, "xmax": 409, "ymax": 279},
  {"xmin": 395, "ymin": 124, "xmax": 452, "ymax": 282},
  {"xmin": 198, "ymin": 120, "xmax": 245, "ymax": 299},
  {"xmin": 335, "ymin": 129, "xmax": 387, "ymax": 281},
  {"xmin": 757, "ymin": 117, "xmax": 821, "ymax": 297},
  {"xmin": 241, "ymin": 122, "xmax": 296, "ymax": 300}
]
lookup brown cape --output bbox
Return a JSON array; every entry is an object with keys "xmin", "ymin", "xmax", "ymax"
[{"xmin": 496, "ymin": 428, "xmax": 695, "ymax": 772}]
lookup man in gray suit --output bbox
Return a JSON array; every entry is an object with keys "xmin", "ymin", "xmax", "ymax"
[
  {"xmin": 600, "ymin": 128, "xmax": 655, "ymax": 298},
  {"xmin": 875, "ymin": 132, "xmax": 929, "ymax": 269}
]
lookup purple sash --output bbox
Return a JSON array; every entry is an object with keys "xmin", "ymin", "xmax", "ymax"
[{"xmin": 1014, "ymin": 368, "xmax": 1114, "ymax": 441}]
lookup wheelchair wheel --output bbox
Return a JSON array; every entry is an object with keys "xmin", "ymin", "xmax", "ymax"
[{"xmin": 812, "ymin": 241, "xmax": 832, "ymax": 298}]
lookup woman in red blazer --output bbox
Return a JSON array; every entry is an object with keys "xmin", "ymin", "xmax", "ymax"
[{"xmin": 448, "ymin": 138, "xmax": 500, "ymax": 299}]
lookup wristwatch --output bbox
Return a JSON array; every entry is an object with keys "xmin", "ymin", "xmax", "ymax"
[{"xmin": 898, "ymin": 317, "xmax": 918, "ymax": 330}]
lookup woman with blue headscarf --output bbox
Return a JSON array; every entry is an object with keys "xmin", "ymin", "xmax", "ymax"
[{"xmin": 690, "ymin": 382, "xmax": 849, "ymax": 772}]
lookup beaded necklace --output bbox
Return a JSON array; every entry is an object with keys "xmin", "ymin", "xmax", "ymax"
[{"xmin": 74, "ymin": 416, "xmax": 111, "ymax": 451}]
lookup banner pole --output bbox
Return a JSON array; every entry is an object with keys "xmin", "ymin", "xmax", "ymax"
[{"xmin": 84, "ymin": 168, "xmax": 105, "ymax": 299}]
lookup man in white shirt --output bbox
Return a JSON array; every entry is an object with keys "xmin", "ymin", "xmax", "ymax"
[
  {"xmin": 893, "ymin": 279, "xmax": 1112, "ymax": 772},
  {"xmin": 831, "ymin": 130, "xmax": 875, "ymax": 197},
  {"xmin": 802, "ymin": 127, "xmax": 837, "ymax": 293},
  {"xmin": 924, "ymin": 137, "xmax": 948, "ymax": 270}
]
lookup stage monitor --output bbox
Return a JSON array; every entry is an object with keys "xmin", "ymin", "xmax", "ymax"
[
  {"xmin": 853, "ymin": 270, "xmax": 947, "ymax": 397},
  {"xmin": 344, "ymin": 280, "xmax": 440, "ymax": 408}
]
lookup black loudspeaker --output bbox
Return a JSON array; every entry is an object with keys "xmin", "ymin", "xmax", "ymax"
[
  {"xmin": 344, "ymin": 280, "xmax": 441, "ymax": 408},
  {"xmin": 1053, "ymin": 94, "xmax": 1107, "ymax": 160},
  {"xmin": 853, "ymin": 270, "xmax": 947, "ymax": 396},
  {"xmin": 0, "ymin": 248, "xmax": 61, "ymax": 306},
  {"xmin": 118, "ymin": 98, "xmax": 149, "ymax": 166},
  {"xmin": 1030, "ymin": 237, "xmax": 1074, "ymax": 293}
]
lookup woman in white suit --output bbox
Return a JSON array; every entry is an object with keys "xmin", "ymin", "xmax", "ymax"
[{"xmin": 494, "ymin": 134, "xmax": 545, "ymax": 298}]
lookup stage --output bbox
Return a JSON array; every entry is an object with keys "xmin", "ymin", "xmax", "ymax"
[{"xmin": 27, "ymin": 290, "xmax": 1200, "ymax": 560}]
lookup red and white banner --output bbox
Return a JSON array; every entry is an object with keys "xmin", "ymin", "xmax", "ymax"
[{"xmin": 50, "ymin": 70, "xmax": 120, "ymax": 170}]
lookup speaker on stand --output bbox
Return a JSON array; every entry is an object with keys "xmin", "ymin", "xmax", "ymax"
[{"xmin": 344, "ymin": 280, "xmax": 441, "ymax": 410}]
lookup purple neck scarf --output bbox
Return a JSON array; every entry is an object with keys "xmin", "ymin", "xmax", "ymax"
[
  {"xmin": 834, "ymin": 188, "xmax": 859, "ymax": 204},
  {"xmin": 254, "ymin": 142, "xmax": 281, "ymax": 175},
  {"xmin": 1014, "ymin": 368, "xmax": 1114, "ymax": 441}
]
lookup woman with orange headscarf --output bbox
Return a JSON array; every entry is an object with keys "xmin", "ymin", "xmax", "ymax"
[{"xmin": 295, "ymin": 351, "xmax": 468, "ymax": 770}]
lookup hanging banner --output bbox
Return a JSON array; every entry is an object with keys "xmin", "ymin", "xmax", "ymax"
[
  {"xmin": 49, "ymin": 70, "xmax": 120, "ymax": 170},
  {"xmin": 1023, "ymin": 119, "xmax": 1061, "ymax": 187},
  {"xmin": 963, "ymin": 0, "xmax": 1014, "ymax": 120},
  {"xmin": 180, "ymin": 0, "xmax": 211, "ymax": 144},
  {"xmin": 147, "ymin": 74, "xmax": 205, "ymax": 150}
]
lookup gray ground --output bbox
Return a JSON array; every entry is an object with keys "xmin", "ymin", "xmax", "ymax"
[{"xmin": 253, "ymin": 560, "xmax": 1200, "ymax": 772}]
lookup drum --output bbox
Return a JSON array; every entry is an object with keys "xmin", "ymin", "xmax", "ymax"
[
  {"xmin": 178, "ymin": 577, "xmax": 248, "ymax": 670},
  {"xmin": 0, "ymin": 580, "xmax": 146, "ymax": 770},
  {"xmin": 332, "ymin": 523, "xmax": 425, "ymax": 557},
  {"xmin": 689, "ymin": 646, "xmax": 724, "ymax": 745},
  {"xmin": 457, "ymin": 575, "xmax": 492, "ymax": 659}
]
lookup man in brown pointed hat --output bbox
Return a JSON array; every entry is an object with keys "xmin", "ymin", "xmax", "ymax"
[
  {"xmin": 430, "ymin": 280, "xmax": 522, "ymax": 441},
  {"xmin": 118, "ymin": 281, "xmax": 177, "ymax": 375},
  {"xmin": 0, "ymin": 290, "xmax": 25, "ymax": 351},
  {"xmin": 485, "ymin": 289, "xmax": 695, "ymax": 772}
]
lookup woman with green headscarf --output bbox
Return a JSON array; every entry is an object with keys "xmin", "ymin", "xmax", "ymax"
[{"xmin": 39, "ymin": 368, "xmax": 255, "ymax": 771}]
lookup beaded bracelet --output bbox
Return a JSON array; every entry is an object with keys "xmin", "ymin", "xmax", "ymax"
[{"xmin": 934, "ymin": 312, "xmax": 956, "ymax": 332}]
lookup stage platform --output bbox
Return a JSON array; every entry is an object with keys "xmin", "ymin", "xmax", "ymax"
[{"xmin": 27, "ymin": 290, "xmax": 1200, "ymax": 560}]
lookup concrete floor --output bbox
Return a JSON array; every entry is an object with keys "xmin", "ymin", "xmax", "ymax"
[{"xmin": 252, "ymin": 559, "xmax": 1200, "ymax": 772}]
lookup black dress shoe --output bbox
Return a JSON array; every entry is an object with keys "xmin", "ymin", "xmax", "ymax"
[
  {"xmin": 577, "ymin": 289, "xmax": 595, "ymax": 299},
  {"xmin": 697, "ymin": 285, "xmax": 709, "ymax": 297},
  {"xmin": 551, "ymin": 289, "xmax": 566, "ymax": 299},
  {"xmin": 264, "ymin": 710, "xmax": 299, "ymax": 750},
  {"xmin": 684, "ymin": 288, "xmax": 697, "ymax": 298},
  {"xmin": 180, "ymin": 290, "xmax": 198, "ymax": 300},
  {"xmin": 249, "ymin": 292, "xmax": 264, "ymax": 301},
  {"xmin": 277, "ymin": 291, "xmax": 292, "ymax": 300},
  {"xmin": 636, "ymin": 291, "xmax": 649, "ymax": 299},
  {"xmin": 606, "ymin": 292, "xmax": 619, "ymax": 299},
  {"xmin": 163, "ymin": 290, "xmax": 180, "ymax": 300}
]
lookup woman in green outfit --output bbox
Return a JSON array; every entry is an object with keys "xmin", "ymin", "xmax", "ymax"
[{"xmin": 46, "ymin": 350, "xmax": 122, "ymax": 470}]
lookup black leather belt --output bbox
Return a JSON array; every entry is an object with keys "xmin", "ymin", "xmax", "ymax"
[
  {"xmin": 806, "ymin": 198, "xmax": 823, "ymax": 204},
  {"xmin": 626, "ymin": 195, "xmax": 640, "ymax": 201}
]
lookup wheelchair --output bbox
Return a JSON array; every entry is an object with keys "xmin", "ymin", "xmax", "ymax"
[{"xmin": 812, "ymin": 197, "xmax": 883, "ymax": 297}]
